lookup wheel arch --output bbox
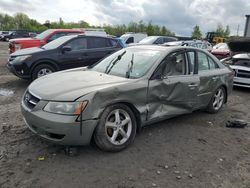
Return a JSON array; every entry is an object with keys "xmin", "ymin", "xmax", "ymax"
[
  {"xmin": 30, "ymin": 59, "xmax": 59, "ymax": 74},
  {"xmin": 220, "ymin": 84, "xmax": 228, "ymax": 103},
  {"xmin": 94, "ymin": 101, "xmax": 142, "ymax": 135}
]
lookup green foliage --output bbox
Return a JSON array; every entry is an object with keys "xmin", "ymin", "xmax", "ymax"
[
  {"xmin": 215, "ymin": 24, "xmax": 230, "ymax": 38},
  {"xmin": 191, "ymin": 25, "xmax": 202, "ymax": 39},
  {"xmin": 0, "ymin": 12, "xmax": 175, "ymax": 36}
]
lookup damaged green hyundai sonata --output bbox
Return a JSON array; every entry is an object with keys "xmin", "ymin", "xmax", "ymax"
[{"xmin": 21, "ymin": 45, "xmax": 234, "ymax": 151}]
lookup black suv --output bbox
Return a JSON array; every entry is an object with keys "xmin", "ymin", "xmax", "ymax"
[
  {"xmin": 2, "ymin": 31, "xmax": 31, "ymax": 41},
  {"xmin": 7, "ymin": 35, "xmax": 125, "ymax": 80}
]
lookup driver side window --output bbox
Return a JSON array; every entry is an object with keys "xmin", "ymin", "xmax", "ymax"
[
  {"xmin": 162, "ymin": 52, "xmax": 187, "ymax": 77},
  {"xmin": 47, "ymin": 32, "xmax": 66, "ymax": 42}
]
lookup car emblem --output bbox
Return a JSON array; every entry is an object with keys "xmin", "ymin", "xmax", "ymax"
[{"xmin": 24, "ymin": 93, "xmax": 30, "ymax": 103}]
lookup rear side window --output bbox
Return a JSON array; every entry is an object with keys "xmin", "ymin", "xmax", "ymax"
[
  {"xmin": 110, "ymin": 39, "xmax": 119, "ymax": 47},
  {"xmin": 87, "ymin": 37, "xmax": 110, "ymax": 48},
  {"xmin": 208, "ymin": 57, "xmax": 219, "ymax": 69},
  {"xmin": 198, "ymin": 52, "xmax": 209, "ymax": 71},
  {"xmin": 198, "ymin": 51, "xmax": 219, "ymax": 71}
]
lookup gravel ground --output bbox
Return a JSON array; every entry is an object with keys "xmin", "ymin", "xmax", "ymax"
[{"xmin": 0, "ymin": 42, "xmax": 250, "ymax": 188}]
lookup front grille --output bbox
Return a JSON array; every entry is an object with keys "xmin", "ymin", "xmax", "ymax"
[
  {"xmin": 235, "ymin": 69, "xmax": 250, "ymax": 78},
  {"xmin": 23, "ymin": 91, "xmax": 40, "ymax": 110}
]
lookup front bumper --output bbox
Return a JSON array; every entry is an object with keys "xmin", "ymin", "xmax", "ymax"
[
  {"xmin": 233, "ymin": 77, "xmax": 250, "ymax": 88},
  {"xmin": 21, "ymin": 101, "xmax": 99, "ymax": 145},
  {"xmin": 6, "ymin": 62, "xmax": 31, "ymax": 79}
]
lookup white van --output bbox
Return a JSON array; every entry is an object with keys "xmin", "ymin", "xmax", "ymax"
[{"xmin": 120, "ymin": 33, "xmax": 148, "ymax": 45}]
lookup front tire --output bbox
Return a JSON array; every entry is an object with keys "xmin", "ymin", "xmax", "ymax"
[
  {"xmin": 207, "ymin": 87, "xmax": 226, "ymax": 113},
  {"xmin": 32, "ymin": 64, "xmax": 55, "ymax": 80},
  {"xmin": 94, "ymin": 104, "xmax": 137, "ymax": 152}
]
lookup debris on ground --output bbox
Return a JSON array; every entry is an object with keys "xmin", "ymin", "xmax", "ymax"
[
  {"xmin": 176, "ymin": 176, "xmax": 181, "ymax": 180},
  {"xmin": 0, "ymin": 146, "xmax": 6, "ymax": 160},
  {"xmin": 226, "ymin": 119, "xmax": 247, "ymax": 128},
  {"xmin": 64, "ymin": 146, "xmax": 79, "ymax": 156},
  {"xmin": 37, "ymin": 156, "xmax": 45, "ymax": 161},
  {"xmin": 152, "ymin": 183, "xmax": 157, "ymax": 187}
]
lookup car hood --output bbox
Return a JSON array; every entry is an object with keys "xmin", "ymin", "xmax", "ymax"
[
  {"xmin": 28, "ymin": 69, "xmax": 131, "ymax": 101},
  {"xmin": 11, "ymin": 47, "xmax": 44, "ymax": 56},
  {"xmin": 227, "ymin": 38, "xmax": 250, "ymax": 53},
  {"xmin": 10, "ymin": 38, "xmax": 40, "ymax": 42}
]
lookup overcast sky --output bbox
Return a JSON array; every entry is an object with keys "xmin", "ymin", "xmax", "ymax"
[{"xmin": 0, "ymin": 0, "xmax": 249, "ymax": 36}]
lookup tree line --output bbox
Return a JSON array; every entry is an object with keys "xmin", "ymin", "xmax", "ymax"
[
  {"xmin": 0, "ymin": 13, "xmax": 175, "ymax": 37},
  {"xmin": 0, "ymin": 12, "xmax": 230, "ymax": 39},
  {"xmin": 192, "ymin": 24, "xmax": 230, "ymax": 39}
]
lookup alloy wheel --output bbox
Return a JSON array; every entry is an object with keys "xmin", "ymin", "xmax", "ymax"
[
  {"xmin": 212, "ymin": 88, "xmax": 224, "ymax": 111},
  {"xmin": 37, "ymin": 68, "xmax": 53, "ymax": 78},
  {"xmin": 105, "ymin": 109, "xmax": 132, "ymax": 145}
]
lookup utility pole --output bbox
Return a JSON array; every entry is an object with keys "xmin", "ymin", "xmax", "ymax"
[{"xmin": 236, "ymin": 24, "xmax": 239, "ymax": 36}]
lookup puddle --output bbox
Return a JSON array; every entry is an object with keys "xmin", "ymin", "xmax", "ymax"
[{"xmin": 0, "ymin": 88, "xmax": 14, "ymax": 96}]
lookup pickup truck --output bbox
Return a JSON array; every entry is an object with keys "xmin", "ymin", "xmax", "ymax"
[{"xmin": 9, "ymin": 29, "xmax": 83, "ymax": 54}]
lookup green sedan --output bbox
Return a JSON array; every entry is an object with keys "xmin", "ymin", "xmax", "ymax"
[{"xmin": 21, "ymin": 45, "xmax": 234, "ymax": 151}]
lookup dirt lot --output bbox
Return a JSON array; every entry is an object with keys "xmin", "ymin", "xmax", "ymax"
[{"xmin": 0, "ymin": 41, "xmax": 249, "ymax": 188}]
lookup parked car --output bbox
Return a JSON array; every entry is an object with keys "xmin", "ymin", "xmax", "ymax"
[
  {"xmin": 163, "ymin": 40, "xmax": 213, "ymax": 51},
  {"xmin": 221, "ymin": 40, "xmax": 250, "ymax": 88},
  {"xmin": 7, "ymin": 35, "xmax": 124, "ymax": 80},
  {"xmin": 0, "ymin": 31, "xmax": 10, "ymax": 40},
  {"xmin": 21, "ymin": 45, "xmax": 234, "ymax": 151},
  {"xmin": 211, "ymin": 43, "xmax": 231, "ymax": 59},
  {"xmin": 120, "ymin": 33, "xmax": 147, "ymax": 45},
  {"xmin": 134, "ymin": 36, "xmax": 178, "ymax": 45},
  {"xmin": 9, "ymin": 29, "xmax": 83, "ymax": 54},
  {"xmin": 1, "ymin": 31, "xmax": 31, "ymax": 42}
]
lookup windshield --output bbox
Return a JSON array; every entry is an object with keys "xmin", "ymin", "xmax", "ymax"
[
  {"xmin": 42, "ymin": 35, "xmax": 75, "ymax": 50},
  {"xmin": 91, "ymin": 48, "xmax": 163, "ymax": 78},
  {"xmin": 35, "ymin": 29, "xmax": 53, "ymax": 40},
  {"xmin": 139, "ymin": 36, "xmax": 158, "ymax": 44}
]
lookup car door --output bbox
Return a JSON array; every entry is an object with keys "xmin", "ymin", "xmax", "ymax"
[
  {"xmin": 147, "ymin": 50, "xmax": 200, "ymax": 121},
  {"xmin": 83, "ymin": 37, "xmax": 116, "ymax": 66},
  {"xmin": 196, "ymin": 51, "xmax": 221, "ymax": 108},
  {"xmin": 58, "ymin": 37, "xmax": 89, "ymax": 69}
]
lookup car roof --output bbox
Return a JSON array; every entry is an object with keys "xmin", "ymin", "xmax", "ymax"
[
  {"xmin": 48, "ymin": 29, "xmax": 83, "ymax": 32},
  {"xmin": 126, "ymin": 44, "xmax": 197, "ymax": 52}
]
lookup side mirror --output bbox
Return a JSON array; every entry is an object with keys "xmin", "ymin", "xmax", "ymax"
[{"xmin": 62, "ymin": 46, "xmax": 72, "ymax": 53}]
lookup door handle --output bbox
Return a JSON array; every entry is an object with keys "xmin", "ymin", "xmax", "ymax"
[
  {"xmin": 82, "ymin": 53, "xmax": 89, "ymax": 56},
  {"xmin": 188, "ymin": 83, "xmax": 198, "ymax": 87},
  {"xmin": 212, "ymin": 76, "xmax": 218, "ymax": 80}
]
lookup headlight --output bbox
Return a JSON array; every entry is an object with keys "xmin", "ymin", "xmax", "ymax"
[
  {"xmin": 15, "ymin": 43, "xmax": 21, "ymax": 51},
  {"xmin": 13, "ymin": 55, "xmax": 32, "ymax": 63},
  {"xmin": 43, "ymin": 101, "xmax": 88, "ymax": 115}
]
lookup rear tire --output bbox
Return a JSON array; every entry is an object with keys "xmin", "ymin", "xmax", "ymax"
[
  {"xmin": 32, "ymin": 64, "xmax": 55, "ymax": 80},
  {"xmin": 94, "ymin": 104, "xmax": 137, "ymax": 152},
  {"xmin": 207, "ymin": 87, "xmax": 226, "ymax": 113}
]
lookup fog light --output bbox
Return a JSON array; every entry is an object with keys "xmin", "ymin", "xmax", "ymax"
[{"xmin": 21, "ymin": 69, "xmax": 24, "ymax": 74}]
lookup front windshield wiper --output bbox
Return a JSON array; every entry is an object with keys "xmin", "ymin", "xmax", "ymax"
[
  {"xmin": 105, "ymin": 50, "xmax": 126, "ymax": 74},
  {"xmin": 126, "ymin": 53, "xmax": 134, "ymax": 78}
]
